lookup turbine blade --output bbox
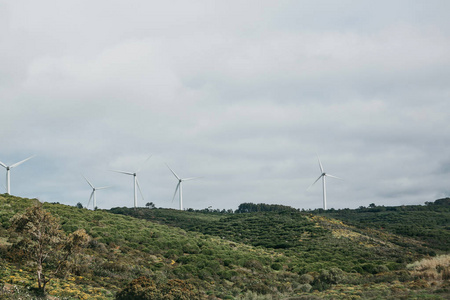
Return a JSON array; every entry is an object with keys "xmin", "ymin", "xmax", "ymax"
[
  {"xmin": 317, "ymin": 155, "xmax": 324, "ymax": 173},
  {"xmin": 87, "ymin": 191, "xmax": 94, "ymax": 208},
  {"xmin": 110, "ymin": 169, "xmax": 134, "ymax": 175},
  {"xmin": 326, "ymin": 174, "xmax": 342, "ymax": 180},
  {"xmin": 182, "ymin": 176, "xmax": 202, "ymax": 181},
  {"xmin": 97, "ymin": 186, "xmax": 111, "ymax": 190},
  {"xmin": 172, "ymin": 182, "xmax": 180, "ymax": 202},
  {"xmin": 0, "ymin": 161, "xmax": 6, "ymax": 168},
  {"xmin": 166, "ymin": 163, "xmax": 181, "ymax": 180},
  {"xmin": 82, "ymin": 175, "xmax": 94, "ymax": 189},
  {"xmin": 307, "ymin": 175, "xmax": 323, "ymax": 190},
  {"xmin": 136, "ymin": 178, "xmax": 144, "ymax": 200},
  {"xmin": 136, "ymin": 155, "xmax": 152, "ymax": 173},
  {"xmin": 10, "ymin": 155, "xmax": 35, "ymax": 168}
]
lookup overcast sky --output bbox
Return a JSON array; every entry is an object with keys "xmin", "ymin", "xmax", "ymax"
[{"xmin": 1, "ymin": 1, "xmax": 450, "ymax": 211}]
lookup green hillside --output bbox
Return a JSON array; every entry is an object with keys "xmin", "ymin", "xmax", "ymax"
[
  {"xmin": 109, "ymin": 204, "xmax": 440, "ymax": 275},
  {"xmin": 319, "ymin": 199, "xmax": 450, "ymax": 252},
  {"xmin": 1, "ymin": 194, "xmax": 450, "ymax": 299}
]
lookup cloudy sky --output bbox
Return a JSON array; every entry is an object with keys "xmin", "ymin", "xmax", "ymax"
[{"xmin": 1, "ymin": 1, "xmax": 449, "ymax": 211}]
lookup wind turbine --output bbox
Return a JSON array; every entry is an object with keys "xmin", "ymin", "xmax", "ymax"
[
  {"xmin": 307, "ymin": 155, "xmax": 341, "ymax": 210},
  {"xmin": 0, "ymin": 155, "xmax": 35, "ymax": 195},
  {"xmin": 111, "ymin": 156, "xmax": 151, "ymax": 208},
  {"xmin": 82, "ymin": 175, "xmax": 110, "ymax": 209},
  {"xmin": 166, "ymin": 163, "xmax": 201, "ymax": 210}
]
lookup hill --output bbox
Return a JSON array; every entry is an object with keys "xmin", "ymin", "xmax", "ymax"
[
  {"xmin": 319, "ymin": 199, "xmax": 450, "ymax": 252},
  {"xmin": 109, "ymin": 202, "xmax": 444, "ymax": 275},
  {"xmin": 0, "ymin": 194, "xmax": 449, "ymax": 299}
]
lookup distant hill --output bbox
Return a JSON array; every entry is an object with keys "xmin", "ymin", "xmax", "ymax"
[
  {"xmin": 319, "ymin": 199, "xmax": 450, "ymax": 252},
  {"xmin": 1, "ymin": 194, "xmax": 450, "ymax": 299},
  {"xmin": 110, "ymin": 202, "xmax": 445, "ymax": 274}
]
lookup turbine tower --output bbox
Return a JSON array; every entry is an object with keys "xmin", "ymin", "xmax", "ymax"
[
  {"xmin": 111, "ymin": 155, "xmax": 151, "ymax": 208},
  {"xmin": 166, "ymin": 163, "xmax": 200, "ymax": 211},
  {"xmin": 0, "ymin": 155, "xmax": 35, "ymax": 195},
  {"xmin": 82, "ymin": 175, "xmax": 110, "ymax": 209},
  {"xmin": 307, "ymin": 155, "xmax": 341, "ymax": 210}
]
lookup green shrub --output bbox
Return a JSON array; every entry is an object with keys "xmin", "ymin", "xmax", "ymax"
[
  {"xmin": 297, "ymin": 283, "xmax": 312, "ymax": 292},
  {"xmin": 319, "ymin": 268, "xmax": 347, "ymax": 284},
  {"xmin": 182, "ymin": 243, "xmax": 200, "ymax": 254},
  {"xmin": 223, "ymin": 258, "xmax": 233, "ymax": 267},
  {"xmin": 243, "ymin": 259, "xmax": 264, "ymax": 271},
  {"xmin": 271, "ymin": 263, "xmax": 282, "ymax": 271},
  {"xmin": 115, "ymin": 276, "xmax": 162, "ymax": 300},
  {"xmin": 164, "ymin": 248, "xmax": 182, "ymax": 259},
  {"xmin": 374, "ymin": 264, "xmax": 390, "ymax": 274},
  {"xmin": 299, "ymin": 274, "xmax": 314, "ymax": 284},
  {"xmin": 116, "ymin": 277, "xmax": 197, "ymax": 300}
]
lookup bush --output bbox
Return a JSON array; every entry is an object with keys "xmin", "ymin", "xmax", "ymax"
[
  {"xmin": 319, "ymin": 268, "xmax": 347, "ymax": 284},
  {"xmin": 243, "ymin": 259, "xmax": 264, "ymax": 271},
  {"xmin": 271, "ymin": 263, "xmax": 282, "ymax": 271},
  {"xmin": 182, "ymin": 243, "xmax": 200, "ymax": 254},
  {"xmin": 115, "ymin": 276, "xmax": 161, "ymax": 300},
  {"xmin": 374, "ymin": 264, "xmax": 390, "ymax": 274},
  {"xmin": 443, "ymin": 267, "xmax": 450, "ymax": 280},
  {"xmin": 297, "ymin": 284, "xmax": 312, "ymax": 293},
  {"xmin": 160, "ymin": 279, "xmax": 197, "ymax": 299},
  {"xmin": 116, "ymin": 277, "xmax": 197, "ymax": 300},
  {"xmin": 299, "ymin": 274, "xmax": 314, "ymax": 284}
]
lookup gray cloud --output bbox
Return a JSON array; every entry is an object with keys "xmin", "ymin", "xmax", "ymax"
[{"xmin": 1, "ymin": 1, "xmax": 449, "ymax": 210}]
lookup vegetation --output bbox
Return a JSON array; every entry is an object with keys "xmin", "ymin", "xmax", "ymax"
[
  {"xmin": 320, "ymin": 199, "xmax": 450, "ymax": 252},
  {"xmin": 110, "ymin": 205, "xmax": 433, "ymax": 274},
  {"xmin": 1, "ymin": 194, "xmax": 450, "ymax": 299},
  {"xmin": 9, "ymin": 202, "xmax": 89, "ymax": 292},
  {"xmin": 115, "ymin": 276, "xmax": 197, "ymax": 300}
]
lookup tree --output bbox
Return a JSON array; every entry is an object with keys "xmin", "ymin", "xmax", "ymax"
[
  {"xmin": 145, "ymin": 202, "xmax": 155, "ymax": 209},
  {"xmin": 76, "ymin": 202, "xmax": 83, "ymax": 209},
  {"xmin": 10, "ymin": 203, "xmax": 89, "ymax": 293}
]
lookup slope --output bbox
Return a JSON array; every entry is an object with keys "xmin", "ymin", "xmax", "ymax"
[
  {"xmin": 320, "ymin": 199, "xmax": 450, "ymax": 252},
  {"xmin": 0, "ymin": 195, "xmax": 313, "ymax": 299},
  {"xmin": 109, "ymin": 205, "xmax": 435, "ymax": 274}
]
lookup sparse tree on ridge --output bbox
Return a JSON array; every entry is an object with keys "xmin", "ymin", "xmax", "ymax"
[{"xmin": 10, "ymin": 202, "xmax": 90, "ymax": 293}]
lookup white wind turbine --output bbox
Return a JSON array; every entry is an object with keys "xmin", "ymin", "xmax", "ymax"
[
  {"xmin": 307, "ymin": 155, "xmax": 341, "ymax": 210},
  {"xmin": 82, "ymin": 175, "xmax": 110, "ymax": 209},
  {"xmin": 166, "ymin": 163, "xmax": 201, "ymax": 211},
  {"xmin": 111, "ymin": 156, "xmax": 151, "ymax": 208},
  {"xmin": 0, "ymin": 155, "xmax": 35, "ymax": 195}
]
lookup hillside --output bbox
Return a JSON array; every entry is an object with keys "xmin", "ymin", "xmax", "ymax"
[
  {"xmin": 0, "ymin": 194, "xmax": 449, "ymax": 299},
  {"xmin": 319, "ymin": 199, "xmax": 450, "ymax": 252},
  {"xmin": 109, "ymin": 203, "xmax": 442, "ymax": 275}
]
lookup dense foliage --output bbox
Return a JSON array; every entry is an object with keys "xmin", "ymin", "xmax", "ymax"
[
  {"xmin": 115, "ymin": 276, "xmax": 197, "ymax": 300},
  {"xmin": 110, "ymin": 205, "xmax": 435, "ymax": 274},
  {"xmin": 111, "ymin": 207, "xmax": 327, "ymax": 249},
  {"xmin": 235, "ymin": 203, "xmax": 299, "ymax": 213},
  {"xmin": 319, "ymin": 199, "xmax": 450, "ymax": 252}
]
